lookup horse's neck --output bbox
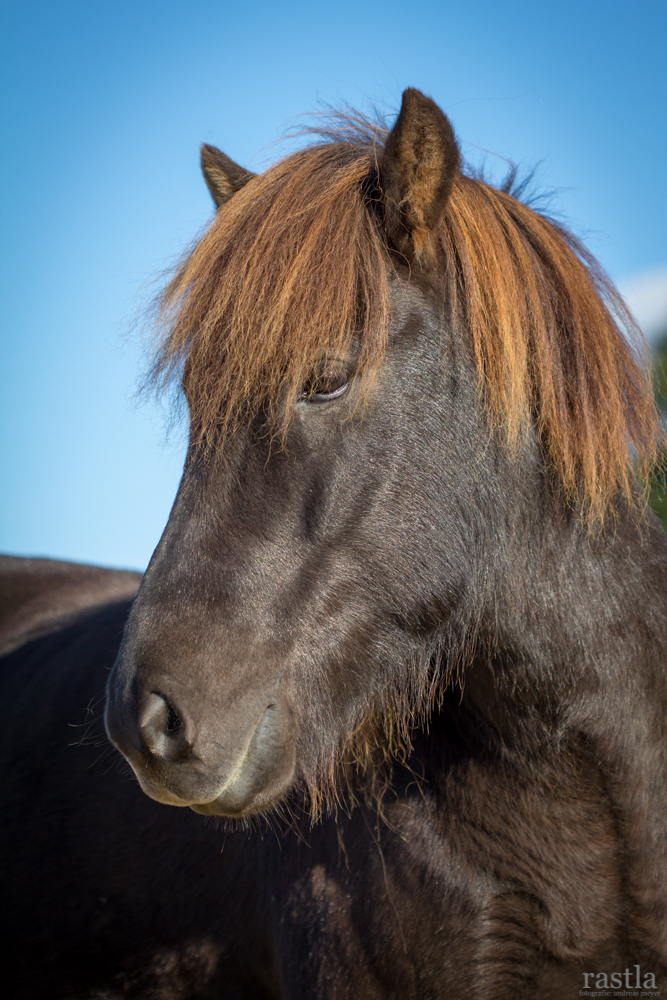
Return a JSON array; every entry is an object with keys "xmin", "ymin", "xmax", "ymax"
[
  {"xmin": 484, "ymin": 503, "xmax": 667, "ymax": 702},
  {"xmin": 449, "ymin": 507, "xmax": 667, "ymax": 966}
]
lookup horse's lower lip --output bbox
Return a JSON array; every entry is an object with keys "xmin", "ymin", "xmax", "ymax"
[
  {"xmin": 133, "ymin": 770, "xmax": 270, "ymax": 816},
  {"xmin": 188, "ymin": 797, "xmax": 254, "ymax": 817},
  {"xmin": 135, "ymin": 776, "xmax": 288, "ymax": 818},
  {"xmin": 189, "ymin": 801, "xmax": 224, "ymax": 816}
]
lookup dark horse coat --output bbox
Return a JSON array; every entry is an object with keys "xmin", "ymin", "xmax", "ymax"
[{"xmin": 2, "ymin": 89, "xmax": 667, "ymax": 998}]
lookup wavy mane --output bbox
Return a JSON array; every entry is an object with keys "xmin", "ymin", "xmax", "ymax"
[{"xmin": 150, "ymin": 113, "xmax": 659, "ymax": 522}]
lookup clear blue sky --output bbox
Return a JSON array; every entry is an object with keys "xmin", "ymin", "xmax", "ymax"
[{"xmin": 1, "ymin": 0, "xmax": 666, "ymax": 570}]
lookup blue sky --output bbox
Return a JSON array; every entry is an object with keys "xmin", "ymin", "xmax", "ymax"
[{"xmin": 1, "ymin": 0, "xmax": 666, "ymax": 570}]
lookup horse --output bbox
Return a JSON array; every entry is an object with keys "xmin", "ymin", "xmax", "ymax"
[{"xmin": 2, "ymin": 87, "xmax": 666, "ymax": 998}]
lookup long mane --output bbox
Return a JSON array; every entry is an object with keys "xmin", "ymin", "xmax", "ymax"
[{"xmin": 150, "ymin": 113, "xmax": 659, "ymax": 522}]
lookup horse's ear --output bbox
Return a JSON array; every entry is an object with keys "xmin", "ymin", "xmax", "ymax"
[
  {"xmin": 379, "ymin": 88, "xmax": 460, "ymax": 261},
  {"xmin": 200, "ymin": 144, "xmax": 255, "ymax": 208}
]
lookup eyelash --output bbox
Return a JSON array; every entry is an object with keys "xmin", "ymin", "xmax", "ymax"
[{"xmin": 301, "ymin": 365, "xmax": 349, "ymax": 403}]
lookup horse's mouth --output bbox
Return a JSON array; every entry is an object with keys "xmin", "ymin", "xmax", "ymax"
[{"xmin": 123, "ymin": 701, "xmax": 297, "ymax": 818}]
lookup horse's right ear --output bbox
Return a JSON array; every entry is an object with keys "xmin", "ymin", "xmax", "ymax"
[
  {"xmin": 379, "ymin": 88, "xmax": 459, "ymax": 262},
  {"xmin": 200, "ymin": 144, "xmax": 255, "ymax": 208}
]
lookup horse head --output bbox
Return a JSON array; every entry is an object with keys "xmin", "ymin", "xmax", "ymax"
[{"xmin": 105, "ymin": 88, "xmax": 656, "ymax": 820}]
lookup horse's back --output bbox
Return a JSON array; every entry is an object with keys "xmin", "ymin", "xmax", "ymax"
[
  {"xmin": 0, "ymin": 558, "xmax": 274, "ymax": 999},
  {"xmin": 0, "ymin": 554, "xmax": 141, "ymax": 656},
  {"xmin": 0, "ymin": 555, "xmax": 140, "ymax": 791},
  {"xmin": 0, "ymin": 558, "xmax": 137, "ymax": 995}
]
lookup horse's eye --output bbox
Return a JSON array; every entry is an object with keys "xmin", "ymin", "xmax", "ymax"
[{"xmin": 301, "ymin": 364, "xmax": 349, "ymax": 402}]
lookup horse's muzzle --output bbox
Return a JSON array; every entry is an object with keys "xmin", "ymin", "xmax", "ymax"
[{"xmin": 105, "ymin": 685, "xmax": 296, "ymax": 817}]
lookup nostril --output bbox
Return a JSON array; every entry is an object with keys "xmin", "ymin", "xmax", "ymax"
[
  {"xmin": 164, "ymin": 702, "xmax": 181, "ymax": 734},
  {"xmin": 139, "ymin": 692, "xmax": 187, "ymax": 759}
]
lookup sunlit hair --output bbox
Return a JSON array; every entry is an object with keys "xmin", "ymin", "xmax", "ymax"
[{"xmin": 149, "ymin": 112, "xmax": 659, "ymax": 523}]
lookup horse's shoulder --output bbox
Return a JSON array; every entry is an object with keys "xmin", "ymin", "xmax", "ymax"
[{"xmin": 0, "ymin": 555, "xmax": 141, "ymax": 656}]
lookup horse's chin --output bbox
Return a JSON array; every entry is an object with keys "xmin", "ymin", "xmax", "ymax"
[{"xmin": 187, "ymin": 768, "xmax": 298, "ymax": 818}]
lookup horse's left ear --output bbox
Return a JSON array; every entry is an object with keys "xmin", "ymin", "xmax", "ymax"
[
  {"xmin": 379, "ymin": 88, "xmax": 460, "ymax": 262},
  {"xmin": 200, "ymin": 144, "xmax": 255, "ymax": 208}
]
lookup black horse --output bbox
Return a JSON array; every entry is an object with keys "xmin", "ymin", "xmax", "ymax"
[{"xmin": 2, "ymin": 89, "xmax": 666, "ymax": 998}]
